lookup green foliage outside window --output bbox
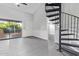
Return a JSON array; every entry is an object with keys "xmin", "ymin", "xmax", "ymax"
[{"xmin": 0, "ymin": 21, "xmax": 22, "ymax": 33}]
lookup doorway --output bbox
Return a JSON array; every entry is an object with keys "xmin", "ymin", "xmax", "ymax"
[{"xmin": 0, "ymin": 19, "xmax": 22, "ymax": 40}]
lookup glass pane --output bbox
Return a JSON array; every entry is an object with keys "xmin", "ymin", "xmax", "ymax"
[
  {"xmin": 9, "ymin": 21, "xmax": 22, "ymax": 38},
  {"xmin": 0, "ymin": 20, "xmax": 10, "ymax": 39}
]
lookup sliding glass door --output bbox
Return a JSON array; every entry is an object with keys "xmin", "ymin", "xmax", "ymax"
[
  {"xmin": 0, "ymin": 20, "xmax": 10, "ymax": 39},
  {"xmin": 0, "ymin": 19, "xmax": 22, "ymax": 40},
  {"xmin": 9, "ymin": 21, "xmax": 22, "ymax": 38}
]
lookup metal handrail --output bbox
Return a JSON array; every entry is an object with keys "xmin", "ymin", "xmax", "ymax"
[{"xmin": 62, "ymin": 12, "xmax": 79, "ymax": 18}]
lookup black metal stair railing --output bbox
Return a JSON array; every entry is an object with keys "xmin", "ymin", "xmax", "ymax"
[
  {"xmin": 60, "ymin": 12, "xmax": 79, "ymax": 55},
  {"xmin": 61, "ymin": 12, "xmax": 79, "ymax": 40},
  {"xmin": 45, "ymin": 3, "xmax": 79, "ymax": 55}
]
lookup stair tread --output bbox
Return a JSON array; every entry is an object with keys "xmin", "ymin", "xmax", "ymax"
[
  {"xmin": 61, "ymin": 33, "xmax": 75, "ymax": 36},
  {"xmin": 46, "ymin": 3, "xmax": 61, "ymax": 6},
  {"xmin": 61, "ymin": 29, "xmax": 68, "ymax": 31},
  {"xmin": 47, "ymin": 13, "xmax": 59, "ymax": 17},
  {"xmin": 61, "ymin": 43, "xmax": 79, "ymax": 47},
  {"xmin": 50, "ymin": 17, "xmax": 59, "ymax": 21},
  {"xmin": 61, "ymin": 38, "xmax": 79, "ymax": 41},
  {"xmin": 53, "ymin": 21, "xmax": 59, "ymax": 24},
  {"xmin": 46, "ymin": 8, "xmax": 60, "ymax": 12},
  {"xmin": 61, "ymin": 46, "xmax": 79, "ymax": 56}
]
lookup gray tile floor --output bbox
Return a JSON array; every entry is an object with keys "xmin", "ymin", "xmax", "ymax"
[
  {"xmin": 48, "ymin": 34, "xmax": 63, "ymax": 56},
  {"xmin": 48, "ymin": 34, "xmax": 72, "ymax": 56},
  {"xmin": 0, "ymin": 37, "xmax": 48, "ymax": 56},
  {"xmin": 0, "ymin": 36, "xmax": 64, "ymax": 56}
]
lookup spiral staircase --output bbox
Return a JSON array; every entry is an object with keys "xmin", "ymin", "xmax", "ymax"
[{"xmin": 45, "ymin": 3, "xmax": 79, "ymax": 56}]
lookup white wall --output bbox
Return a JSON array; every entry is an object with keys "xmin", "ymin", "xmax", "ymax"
[
  {"xmin": 54, "ymin": 25, "xmax": 59, "ymax": 43},
  {"xmin": 0, "ymin": 3, "xmax": 48, "ymax": 40},
  {"xmin": 62, "ymin": 3, "xmax": 79, "ymax": 17},
  {"xmin": 48, "ymin": 21, "xmax": 55, "ymax": 35},
  {"xmin": 33, "ymin": 3, "xmax": 48, "ymax": 40},
  {"xmin": 0, "ymin": 4, "xmax": 33, "ymax": 37}
]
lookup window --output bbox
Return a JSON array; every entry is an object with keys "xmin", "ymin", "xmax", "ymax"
[{"xmin": 0, "ymin": 19, "xmax": 22, "ymax": 40}]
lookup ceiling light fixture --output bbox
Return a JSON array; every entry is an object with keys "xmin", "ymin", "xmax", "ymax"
[{"xmin": 15, "ymin": 3, "xmax": 28, "ymax": 7}]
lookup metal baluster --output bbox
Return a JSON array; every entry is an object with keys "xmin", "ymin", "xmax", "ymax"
[
  {"xmin": 71, "ymin": 16, "xmax": 72, "ymax": 35},
  {"xmin": 75, "ymin": 18, "xmax": 77, "ymax": 39},
  {"xmin": 59, "ymin": 4, "xmax": 61, "ymax": 52},
  {"xmin": 62, "ymin": 13, "xmax": 63, "ymax": 29},
  {"xmin": 62, "ymin": 13, "xmax": 64, "ymax": 29},
  {"xmin": 65, "ymin": 14, "xmax": 66, "ymax": 29},
  {"xmin": 61, "ymin": 13, "xmax": 62, "ymax": 29},
  {"xmin": 76, "ymin": 18, "xmax": 78, "ymax": 39},
  {"xmin": 68, "ymin": 15, "xmax": 69, "ymax": 39},
  {"xmin": 74, "ymin": 17, "xmax": 76, "ymax": 39}
]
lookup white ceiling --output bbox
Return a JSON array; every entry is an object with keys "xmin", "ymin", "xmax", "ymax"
[{"xmin": 0, "ymin": 3, "xmax": 43, "ymax": 14}]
